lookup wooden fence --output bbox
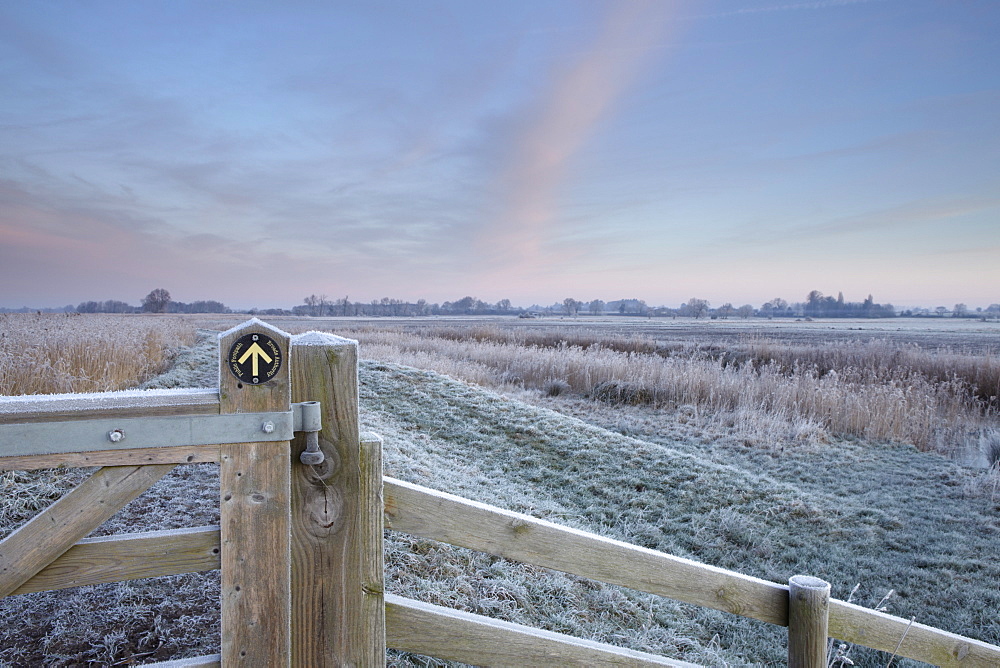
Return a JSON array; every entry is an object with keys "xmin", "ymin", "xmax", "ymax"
[{"xmin": 1, "ymin": 319, "xmax": 998, "ymax": 667}]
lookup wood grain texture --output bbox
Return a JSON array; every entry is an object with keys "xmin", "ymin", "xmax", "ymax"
[
  {"xmin": 218, "ymin": 320, "xmax": 291, "ymax": 666},
  {"xmin": 0, "ymin": 464, "xmax": 175, "ymax": 597},
  {"xmin": 11, "ymin": 526, "xmax": 220, "ymax": 595},
  {"xmin": 144, "ymin": 654, "xmax": 221, "ymax": 667},
  {"xmin": 359, "ymin": 432, "xmax": 386, "ymax": 654},
  {"xmin": 384, "ymin": 478, "xmax": 1000, "ymax": 667},
  {"xmin": 384, "ymin": 477, "xmax": 790, "ymax": 625},
  {"xmin": 288, "ymin": 333, "xmax": 384, "ymax": 666},
  {"xmin": 385, "ymin": 593, "xmax": 697, "ymax": 667},
  {"xmin": 787, "ymin": 575, "xmax": 830, "ymax": 668},
  {"xmin": 0, "ymin": 389, "xmax": 219, "ymax": 424},
  {"xmin": 830, "ymin": 600, "xmax": 1000, "ymax": 667},
  {"xmin": 0, "ymin": 445, "xmax": 220, "ymax": 471}
]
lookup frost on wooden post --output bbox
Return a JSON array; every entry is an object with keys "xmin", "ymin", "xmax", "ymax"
[{"xmin": 290, "ymin": 331, "xmax": 359, "ymax": 347}]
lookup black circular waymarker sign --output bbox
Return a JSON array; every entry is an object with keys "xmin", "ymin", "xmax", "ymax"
[{"xmin": 228, "ymin": 333, "xmax": 282, "ymax": 384}]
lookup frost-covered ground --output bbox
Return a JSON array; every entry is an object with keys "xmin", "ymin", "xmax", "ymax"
[{"xmin": 3, "ymin": 328, "xmax": 1000, "ymax": 666}]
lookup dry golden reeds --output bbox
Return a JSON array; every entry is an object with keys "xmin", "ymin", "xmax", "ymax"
[
  {"xmin": 323, "ymin": 327, "xmax": 997, "ymax": 453},
  {"xmin": 0, "ymin": 313, "xmax": 196, "ymax": 396}
]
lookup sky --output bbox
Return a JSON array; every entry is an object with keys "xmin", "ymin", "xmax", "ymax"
[{"xmin": 1, "ymin": 0, "xmax": 998, "ymax": 311}]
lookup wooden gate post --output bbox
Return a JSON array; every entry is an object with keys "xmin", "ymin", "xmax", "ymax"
[
  {"xmin": 218, "ymin": 319, "xmax": 292, "ymax": 665},
  {"xmin": 788, "ymin": 574, "xmax": 831, "ymax": 668},
  {"xmin": 289, "ymin": 331, "xmax": 385, "ymax": 665}
]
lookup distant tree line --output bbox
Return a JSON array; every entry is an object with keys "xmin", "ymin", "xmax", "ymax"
[
  {"xmin": 9, "ymin": 288, "xmax": 998, "ymax": 321},
  {"xmin": 76, "ymin": 300, "xmax": 137, "ymax": 314},
  {"xmin": 801, "ymin": 291, "xmax": 895, "ymax": 318},
  {"xmin": 270, "ymin": 291, "xmax": 1000, "ymax": 320},
  {"xmin": 546, "ymin": 292, "xmax": 894, "ymax": 320},
  {"xmin": 73, "ymin": 289, "xmax": 230, "ymax": 315},
  {"xmin": 291, "ymin": 294, "xmax": 520, "ymax": 317}
]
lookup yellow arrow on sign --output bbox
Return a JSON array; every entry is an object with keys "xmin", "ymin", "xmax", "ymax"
[{"xmin": 238, "ymin": 342, "xmax": 272, "ymax": 377}]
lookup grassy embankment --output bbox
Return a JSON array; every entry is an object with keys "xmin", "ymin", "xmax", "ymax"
[{"xmin": 2, "ymin": 317, "xmax": 999, "ymax": 666}]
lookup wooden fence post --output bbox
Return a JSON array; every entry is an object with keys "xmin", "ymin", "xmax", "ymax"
[
  {"xmin": 788, "ymin": 574, "xmax": 831, "ymax": 668},
  {"xmin": 289, "ymin": 332, "xmax": 385, "ymax": 666},
  {"xmin": 218, "ymin": 319, "xmax": 292, "ymax": 665}
]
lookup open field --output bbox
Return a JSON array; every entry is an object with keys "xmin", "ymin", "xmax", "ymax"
[
  {"xmin": 1, "ymin": 314, "xmax": 999, "ymax": 666},
  {"xmin": 186, "ymin": 313, "xmax": 1000, "ymax": 353}
]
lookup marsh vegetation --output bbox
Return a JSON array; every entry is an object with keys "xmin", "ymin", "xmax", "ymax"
[
  {"xmin": 0, "ymin": 314, "xmax": 195, "ymax": 396},
  {"xmin": 324, "ymin": 320, "xmax": 1000, "ymax": 460}
]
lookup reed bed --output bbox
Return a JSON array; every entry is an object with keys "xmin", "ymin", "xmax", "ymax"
[
  {"xmin": 350, "ymin": 324, "xmax": 1000, "ymax": 411},
  {"xmin": 0, "ymin": 313, "xmax": 196, "ymax": 396},
  {"xmin": 738, "ymin": 337, "xmax": 1000, "ymax": 410},
  {"xmin": 419, "ymin": 324, "xmax": 663, "ymax": 355},
  {"xmin": 324, "ymin": 327, "xmax": 997, "ymax": 454}
]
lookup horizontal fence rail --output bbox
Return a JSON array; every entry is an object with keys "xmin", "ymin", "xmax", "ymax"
[
  {"xmin": 0, "ymin": 388, "xmax": 223, "ymax": 470},
  {"xmin": 11, "ymin": 526, "xmax": 221, "ymax": 596},
  {"xmin": 384, "ymin": 593, "xmax": 698, "ymax": 667},
  {"xmin": 1, "ymin": 399, "xmax": 321, "ymax": 459},
  {"xmin": 0, "ymin": 387, "xmax": 221, "ymax": 423},
  {"xmin": 146, "ymin": 655, "xmax": 222, "ymax": 667},
  {"xmin": 0, "ymin": 411, "xmax": 296, "ymax": 456},
  {"xmin": 384, "ymin": 477, "xmax": 790, "ymax": 624},
  {"xmin": 383, "ymin": 477, "xmax": 1000, "ymax": 668},
  {"xmin": 143, "ymin": 591, "xmax": 698, "ymax": 668}
]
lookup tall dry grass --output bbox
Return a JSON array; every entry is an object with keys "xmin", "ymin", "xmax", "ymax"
[
  {"xmin": 354, "ymin": 324, "xmax": 1000, "ymax": 411},
  {"xmin": 0, "ymin": 313, "xmax": 196, "ymax": 396},
  {"xmin": 737, "ymin": 337, "xmax": 1000, "ymax": 411},
  {"xmin": 322, "ymin": 326, "xmax": 998, "ymax": 454}
]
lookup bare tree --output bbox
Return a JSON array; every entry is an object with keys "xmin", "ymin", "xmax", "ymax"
[
  {"xmin": 303, "ymin": 294, "xmax": 319, "ymax": 316},
  {"xmin": 685, "ymin": 297, "xmax": 710, "ymax": 319},
  {"xmin": 805, "ymin": 290, "xmax": 824, "ymax": 316},
  {"xmin": 142, "ymin": 288, "xmax": 171, "ymax": 313},
  {"xmin": 589, "ymin": 299, "xmax": 605, "ymax": 316},
  {"xmin": 761, "ymin": 298, "xmax": 788, "ymax": 317}
]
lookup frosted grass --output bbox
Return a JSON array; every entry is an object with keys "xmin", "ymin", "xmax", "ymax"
[{"xmin": 304, "ymin": 327, "xmax": 996, "ymax": 455}]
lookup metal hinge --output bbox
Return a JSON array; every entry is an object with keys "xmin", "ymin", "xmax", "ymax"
[
  {"xmin": 0, "ymin": 402, "xmax": 322, "ymax": 460},
  {"xmin": 294, "ymin": 400, "xmax": 325, "ymax": 465}
]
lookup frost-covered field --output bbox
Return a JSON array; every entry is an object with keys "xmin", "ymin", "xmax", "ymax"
[{"xmin": 2, "ymin": 316, "xmax": 1000, "ymax": 666}]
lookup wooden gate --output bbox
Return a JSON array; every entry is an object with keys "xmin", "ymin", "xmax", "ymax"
[{"xmin": 0, "ymin": 319, "xmax": 382, "ymax": 666}]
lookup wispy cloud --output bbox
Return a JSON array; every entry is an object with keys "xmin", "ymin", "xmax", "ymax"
[
  {"xmin": 688, "ymin": 0, "xmax": 887, "ymax": 20},
  {"xmin": 478, "ymin": 0, "xmax": 680, "ymax": 270},
  {"xmin": 708, "ymin": 193, "xmax": 1000, "ymax": 256}
]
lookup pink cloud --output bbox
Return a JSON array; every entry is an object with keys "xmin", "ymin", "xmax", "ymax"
[{"xmin": 481, "ymin": 1, "xmax": 680, "ymax": 270}]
